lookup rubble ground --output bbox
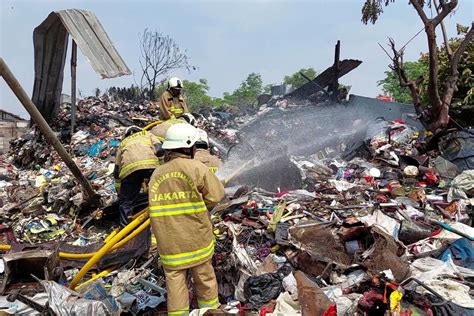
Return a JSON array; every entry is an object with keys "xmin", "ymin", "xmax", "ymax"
[{"xmin": 0, "ymin": 95, "xmax": 473, "ymax": 315}]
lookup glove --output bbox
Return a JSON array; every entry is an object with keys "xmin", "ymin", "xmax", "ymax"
[{"xmin": 154, "ymin": 143, "xmax": 165, "ymax": 158}]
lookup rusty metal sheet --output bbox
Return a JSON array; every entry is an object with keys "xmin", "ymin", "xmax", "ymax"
[{"xmin": 32, "ymin": 9, "xmax": 130, "ymax": 121}]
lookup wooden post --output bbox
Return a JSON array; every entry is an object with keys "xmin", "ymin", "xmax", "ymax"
[
  {"xmin": 0, "ymin": 58, "xmax": 99, "ymax": 201},
  {"xmin": 70, "ymin": 40, "xmax": 77, "ymax": 134},
  {"xmin": 330, "ymin": 40, "xmax": 341, "ymax": 101}
]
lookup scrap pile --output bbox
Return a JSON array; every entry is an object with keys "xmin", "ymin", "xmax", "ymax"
[
  {"xmin": 0, "ymin": 96, "xmax": 473, "ymax": 315},
  {"xmin": 211, "ymin": 119, "xmax": 474, "ymax": 315}
]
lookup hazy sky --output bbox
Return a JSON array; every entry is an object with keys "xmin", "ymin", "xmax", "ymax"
[{"xmin": 1, "ymin": 0, "xmax": 473, "ymax": 118}]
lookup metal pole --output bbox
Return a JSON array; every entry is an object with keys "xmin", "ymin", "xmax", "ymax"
[
  {"xmin": 70, "ymin": 40, "xmax": 77, "ymax": 134},
  {"xmin": 0, "ymin": 57, "xmax": 98, "ymax": 201}
]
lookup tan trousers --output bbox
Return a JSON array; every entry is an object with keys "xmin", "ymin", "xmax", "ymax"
[{"xmin": 164, "ymin": 259, "xmax": 219, "ymax": 316}]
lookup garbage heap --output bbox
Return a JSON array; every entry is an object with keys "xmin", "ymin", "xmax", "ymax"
[{"xmin": 0, "ymin": 96, "xmax": 473, "ymax": 315}]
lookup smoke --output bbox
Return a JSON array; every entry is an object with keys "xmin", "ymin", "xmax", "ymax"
[{"xmin": 218, "ymin": 101, "xmax": 375, "ymax": 180}]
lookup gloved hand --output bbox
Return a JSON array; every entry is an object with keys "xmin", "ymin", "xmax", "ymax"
[{"xmin": 154, "ymin": 143, "xmax": 165, "ymax": 158}]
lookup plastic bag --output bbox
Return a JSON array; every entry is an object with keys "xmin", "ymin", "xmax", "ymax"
[{"xmin": 244, "ymin": 266, "xmax": 290, "ymax": 309}]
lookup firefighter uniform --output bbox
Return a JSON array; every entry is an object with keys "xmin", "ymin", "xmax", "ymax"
[
  {"xmin": 150, "ymin": 118, "xmax": 186, "ymax": 141},
  {"xmin": 116, "ymin": 130, "xmax": 161, "ymax": 226},
  {"xmin": 149, "ymin": 153, "xmax": 225, "ymax": 315},
  {"xmin": 194, "ymin": 148, "xmax": 221, "ymax": 174},
  {"xmin": 159, "ymin": 90, "xmax": 189, "ymax": 120}
]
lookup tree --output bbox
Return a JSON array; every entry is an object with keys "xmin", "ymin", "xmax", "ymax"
[
  {"xmin": 283, "ymin": 67, "xmax": 318, "ymax": 89},
  {"xmin": 182, "ymin": 79, "xmax": 213, "ymax": 111},
  {"xmin": 429, "ymin": 26, "xmax": 474, "ymax": 124},
  {"xmin": 378, "ymin": 61, "xmax": 428, "ymax": 103},
  {"xmin": 225, "ymin": 73, "xmax": 264, "ymax": 110},
  {"xmin": 139, "ymin": 28, "xmax": 195, "ymax": 100},
  {"xmin": 362, "ymin": 0, "xmax": 474, "ymax": 131}
]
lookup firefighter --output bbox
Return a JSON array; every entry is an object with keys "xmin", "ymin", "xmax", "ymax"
[
  {"xmin": 115, "ymin": 126, "xmax": 162, "ymax": 226},
  {"xmin": 148, "ymin": 123, "xmax": 225, "ymax": 315},
  {"xmin": 195, "ymin": 129, "xmax": 221, "ymax": 173},
  {"xmin": 158, "ymin": 77, "xmax": 189, "ymax": 120},
  {"xmin": 150, "ymin": 113, "xmax": 196, "ymax": 141}
]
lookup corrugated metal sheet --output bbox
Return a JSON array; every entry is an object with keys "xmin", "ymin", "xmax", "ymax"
[
  {"xmin": 56, "ymin": 9, "xmax": 131, "ymax": 79},
  {"xmin": 32, "ymin": 9, "xmax": 130, "ymax": 121}
]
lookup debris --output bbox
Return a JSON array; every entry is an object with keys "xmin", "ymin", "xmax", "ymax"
[{"xmin": 1, "ymin": 90, "xmax": 472, "ymax": 315}]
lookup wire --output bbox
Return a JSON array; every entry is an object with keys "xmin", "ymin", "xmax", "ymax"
[{"xmin": 399, "ymin": 27, "xmax": 425, "ymax": 53}]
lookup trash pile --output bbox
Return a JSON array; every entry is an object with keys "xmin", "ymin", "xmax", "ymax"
[{"xmin": 0, "ymin": 95, "xmax": 473, "ymax": 315}]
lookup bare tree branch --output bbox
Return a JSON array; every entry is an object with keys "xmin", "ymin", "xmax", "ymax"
[
  {"xmin": 433, "ymin": 0, "xmax": 453, "ymax": 59},
  {"xmin": 387, "ymin": 38, "xmax": 427, "ymax": 126},
  {"xmin": 139, "ymin": 29, "xmax": 195, "ymax": 100},
  {"xmin": 432, "ymin": 0, "xmax": 457, "ymax": 26},
  {"xmin": 409, "ymin": 0, "xmax": 429, "ymax": 24}
]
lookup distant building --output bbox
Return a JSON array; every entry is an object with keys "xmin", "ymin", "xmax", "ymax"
[{"xmin": 0, "ymin": 110, "xmax": 29, "ymax": 153}]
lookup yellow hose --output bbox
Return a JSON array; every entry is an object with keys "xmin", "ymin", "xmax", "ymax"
[
  {"xmin": 75, "ymin": 268, "xmax": 112, "ymax": 290},
  {"xmin": 69, "ymin": 212, "xmax": 149, "ymax": 289},
  {"xmin": 143, "ymin": 120, "xmax": 163, "ymax": 131},
  {"xmin": 0, "ymin": 208, "xmax": 151, "ymax": 257},
  {"xmin": 0, "ymin": 244, "xmax": 11, "ymax": 251},
  {"xmin": 60, "ymin": 219, "xmax": 151, "ymax": 260}
]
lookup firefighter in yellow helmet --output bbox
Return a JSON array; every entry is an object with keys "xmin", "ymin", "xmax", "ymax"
[
  {"xmin": 115, "ymin": 126, "xmax": 162, "ymax": 226},
  {"xmin": 195, "ymin": 129, "xmax": 221, "ymax": 173},
  {"xmin": 158, "ymin": 77, "xmax": 190, "ymax": 120},
  {"xmin": 148, "ymin": 123, "xmax": 225, "ymax": 315}
]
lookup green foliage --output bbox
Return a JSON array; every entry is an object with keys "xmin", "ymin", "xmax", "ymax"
[
  {"xmin": 361, "ymin": 0, "xmax": 396, "ymax": 24},
  {"xmin": 377, "ymin": 61, "xmax": 428, "ymax": 103},
  {"xmin": 283, "ymin": 68, "xmax": 317, "ymax": 89},
  {"xmin": 378, "ymin": 30, "xmax": 473, "ymax": 124},
  {"xmin": 183, "ymin": 79, "xmax": 213, "ymax": 111},
  {"xmin": 426, "ymin": 30, "xmax": 474, "ymax": 114},
  {"xmin": 224, "ymin": 73, "xmax": 264, "ymax": 110}
]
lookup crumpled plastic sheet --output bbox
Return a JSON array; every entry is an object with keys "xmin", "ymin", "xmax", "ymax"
[
  {"xmin": 409, "ymin": 257, "xmax": 474, "ymax": 308},
  {"xmin": 448, "ymin": 170, "xmax": 474, "ymax": 202},
  {"xmin": 432, "ymin": 222, "xmax": 474, "ymax": 240},
  {"xmin": 417, "ymin": 279, "xmax": 474, "ymax": 308},
  {"xmin": 439, "ymin": 238, "xmax": 473, "ymax": 269},
  {"xmin": 244, "ymin": 269, "xmax": 285, "ymax": 309},
  {"xmin": 41, "ymin": 280, "xmax": 116, "ymax": 316},
  {"xmin": 225, "ymin": 222, "xmax": 259, "ymax": 273},
  {"xmin": 328, "ymin": 179, "xmax": 358, "ymax": 192},
  {"xmin": 360, "ymin": 209, "xmax": 400, "ymax": 239},
  {"xmin": 270, "ymin": 292, "xmax": 301, "ymax": 316},
  {"xmin": 410, "ymin": 257, "xmax": 474, "ymax": 281}
]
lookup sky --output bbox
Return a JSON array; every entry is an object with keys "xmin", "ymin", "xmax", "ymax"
[{"xmin": 1, "ymin": 0, "xmax": 473, "ymax": 118}]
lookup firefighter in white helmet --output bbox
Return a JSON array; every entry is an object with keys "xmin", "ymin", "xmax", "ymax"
[
  {"xmin": 158, "ymin": 77, "xmax": 189, "ymax": 120},
  {"xmin": 148, "ymin": 123, "xmax": 225, "ymax": 315},
  {"xmin": 194, "ymin": 129, "xmax": 221, "ymax": 173}
]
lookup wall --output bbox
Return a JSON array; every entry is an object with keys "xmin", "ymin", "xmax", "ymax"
[{"xmin": 0, "ymin": 121, "xmax": 29, "ymax": 153}]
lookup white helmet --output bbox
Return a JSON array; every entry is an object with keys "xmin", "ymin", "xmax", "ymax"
[
  {"xmin": 162, "ymin": 123, "xmax": 199, "ymax": 149},
  {"xmin": 168, "ymin": 77, "xmax": 183, "ymax": 90},
  {"xmin": 178, "ymin": 113, "xmax": 196, "ymax": 126},
  {"xmin": 196, "ymin": 129, "xmax": 209, "ymax": 148}
]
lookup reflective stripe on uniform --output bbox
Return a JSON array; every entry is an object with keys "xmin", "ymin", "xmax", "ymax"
[
  {"xmin": 119, "ymin": 158, "xmax": 160, "ymax": 179},
  {"xmin": 168, "ymin": 306, "xmax": 189, "ymax": 316},
  {"xmin": 160, "ymin": 240, "xmax": 214, "ymax": 267},
  {"xmin": 197, "ymin": 297, "xmax": 220, "ymax": 309},
  {"xmin": 169, "ymin": 106, "xmax": 184, "ymax": 116},
  {"xmin": 120, "ymin": 131, "xmax": 152, "ymax": 149},
  {"xmin": 149, "ymin": 201, "xmax": 207, "ymax": 217}
]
